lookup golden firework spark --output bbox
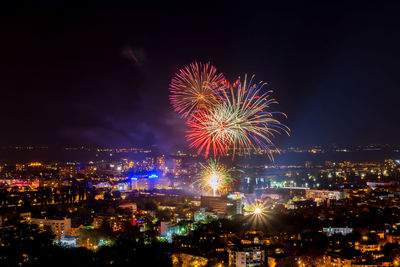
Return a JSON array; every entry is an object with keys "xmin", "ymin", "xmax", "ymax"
[{"xmin": 194, "ymin": 159, "xmax": 235, "ymax": 196}]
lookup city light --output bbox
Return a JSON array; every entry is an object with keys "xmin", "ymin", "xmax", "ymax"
[{"xmin": 148, "ymin": 174, "xmax": 158, "ymax": 179}]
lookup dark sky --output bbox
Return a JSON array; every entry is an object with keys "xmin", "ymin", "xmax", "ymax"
[{"xmin": 1, "ymin": 1, "xmax": 400, "ymax": 150}]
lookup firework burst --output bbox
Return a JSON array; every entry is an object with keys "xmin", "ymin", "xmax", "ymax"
[
  {"xmin": 194, "ymin": 159, "xmax": 235, "ymax": 196},
  {"xmin": 244, "ymin": 201, "xmax": 267, "ymax": 216},
  {"xmin": 186, "ymin": 74, "xmax": 289, "ymax": 159},
  {"xmin": 169, "ymin": 62, "xmax": 226, "ymax": 118},
  {"xmin": 244, "ymin": 201, "xmax": 271, "ymax": 228}
]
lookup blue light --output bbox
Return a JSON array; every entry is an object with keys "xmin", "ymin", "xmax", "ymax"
[
  {"xmin": 149, "ymin": 174, "xmax": 158, "ymax": 179},
  {"xmin": 130, "ymin": 177, "xmax": 138, "ymax": 181}
]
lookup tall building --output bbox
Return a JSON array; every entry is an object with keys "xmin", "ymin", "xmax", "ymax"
[
  {"xmin": 156, "ymin": 155, "xmax": 165, "ymax": 170},
  {"xmin": 93, "ymin": 213, "xmax": 134, "ymax": 231},
  {"xmin": 201, "ymin": 195, "xmax": 242, "ymax": 215},
  {"xmin": 144, "ymin": 157, "xmax": 155, "ymax": 171},
  {"xmin": 31, "ymin": 217, "xmax": 71, "ymax": 241},
  {"xmin": 172, "ymin": 158, "xmax": 182, "ymax": 173},
  {"xmin": 118, "ymin": 203, "xmax": 137, "ymax": 214},
  {"xmin": 229, "ymin": 245, "xmax": 265, "ymax": 267}
]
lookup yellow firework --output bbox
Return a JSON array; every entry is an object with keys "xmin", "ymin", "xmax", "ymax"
[
  {"xmin": 194, "ymin": 159, "xmax": 235, "ymax": 196},
  {"xmin": 244, "ymin": 201, "xmax": 271, "ymax": 228},
  {"xmin": 244, "ymin": 202, "xmax": 267, "ymax": 216},
  {"xmin": 169, "ymin": 62, "xmax": 226, "ymax": 119}
]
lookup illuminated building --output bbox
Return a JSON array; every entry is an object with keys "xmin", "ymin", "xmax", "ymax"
[
  {"xmin": 227, "ymin": 193, "xmax": 243, "ymax": 214},
  {"xmin": 156, "ymin": 155, "xmax": 165, "ymax": 170},
  {"xmin": 79, "ymin": 165, "xmax": 97, "ymax": 176},
  {"xmin": 194, "ymin": 208, "xmax": 217, "ymax": 222},
  {"xmin": 159, "ymin": 221, "xmax": 193, "ymax": 239},
  {"xmin": 59, "ymin": 165, "xmax": 79, "ymax": 179},
  {"xmin": 286, "ymin": 199, "xmax": 316, "ymax": 209},
  {"xmin": 117, "ymin": 182, "xmax": 131, "ymax": 191},
  {"xmin": 323, "ymin": 254, "xmax": 354, "ymax": 267},
  {"xmin": 95, "ymin": 182, "xmax": 111, "ymax": 189},
  {"xmin": 305, "ymin": 189, "xmax": 346, "ymax": 205},
  {"xmin": 229, "ymin": 245, "xmax": 265, "ymax": 267},
  {"xmin": 15, "ymin": 164, "xmax": 26, "ymax": 171},
  {"xmin": 171, "ymin": 253, "xmax": 208, "ymax": 267},
  {"xmin": 200, "ymin": 195, "xmax": 242, "ymax": 215},
  {"xmin": 366, "ymin": 181, "xmax": 395, "ymax": 189},
  {"xmin": 60, "ymin": 236, "xmax": 77, "ymax": 247},
  {"xmin": 172, "ymin": 158, "xmax": 182, "ymax": 173},
  {"xmin": 152, "ymin": 176, "xmax": 170, "ymax": 189},
  {"xmin": 28, "ymin": 162, "xmax": 43, "ymax": 167},
  {"xmin": 93, "ymin": 213, "xmax": 134, "ymax": 231},
  {"xmin": 0, "ymin": 182, "xmax": 88, "ymax": 207},
  {"xmin": 31, "ymin": 217, "xmax": 71, "ymax": 241},
  {"xmin": 0, "ymin": 179, "xmax": 39, "ymax": 188},
  {"xmin": 323, "ymin": 227, "xmax": 353, "ymax": 236},
  {"xmin": 386, "ymin": 232, "xmax": 400, "ymax": 244},
  {"xmin": 128, "ymin": 170, "xmax": 160, "ymax": 190},
  {"xmin": 144, "ymin": 157, "xmax": 155, "ymax": 171},
  {"xmin": 159, "ymin": 221, "xmax": 169, "ymax": 236},
  {"xmin": 355, "ymin": 241, "xmax": 380, "ymax": 253},
  {"xmin": 136, "ymin": 179, "xmax": 152, "ymax": 190},
  {"xmin": 118, "ymin": 202, "xmax": 137, "ymax": 214}
]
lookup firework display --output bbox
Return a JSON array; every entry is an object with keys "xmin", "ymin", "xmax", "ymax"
[
  {"xmin": 194, "ymin": 159, "xmax": 235, "ymax": 196},
  {"xmin": 243, "ymin": 201, "xmax": 270, "ymax": 227},
  {"xmin": 186, "ymin": 75, "xmax": 289, "ymax": 159},
  {"xmin": 244, "ymin": 201, "xmax": 267, "ymax": 216},
  {"xmin": 169, "ymin": 62, "xmax": 289, "ymax": 195},
  {"xmin": 169, "ymin": 62, "xmax": 226, "ymax": 118}
]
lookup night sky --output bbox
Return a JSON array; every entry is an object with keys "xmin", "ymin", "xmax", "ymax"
[{"xmin": 1, "ymin": 2, "xmax": 400, "ymax": 150}]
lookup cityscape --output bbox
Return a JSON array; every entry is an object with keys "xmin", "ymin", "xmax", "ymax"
[
  {"xmin": 1, "ymin": 145, "xmax": 400, "ymax": 266},
  {"xmin": 2, "ymin": 2, "xmax": 400, "ymax": 267}
]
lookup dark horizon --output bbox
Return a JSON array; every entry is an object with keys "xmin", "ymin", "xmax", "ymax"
[{"xmin": 2, "ymin": 1, "xmax": 400, "ymax": 150}]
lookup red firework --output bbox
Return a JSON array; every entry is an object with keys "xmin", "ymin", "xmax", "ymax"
[
  {"xmin": 185, "ymin": 75, "xmax": 289, "ymax": 159},
  {"xmin": 186, "ymin": 109, "xmax": 234, "ymax": 158}
]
